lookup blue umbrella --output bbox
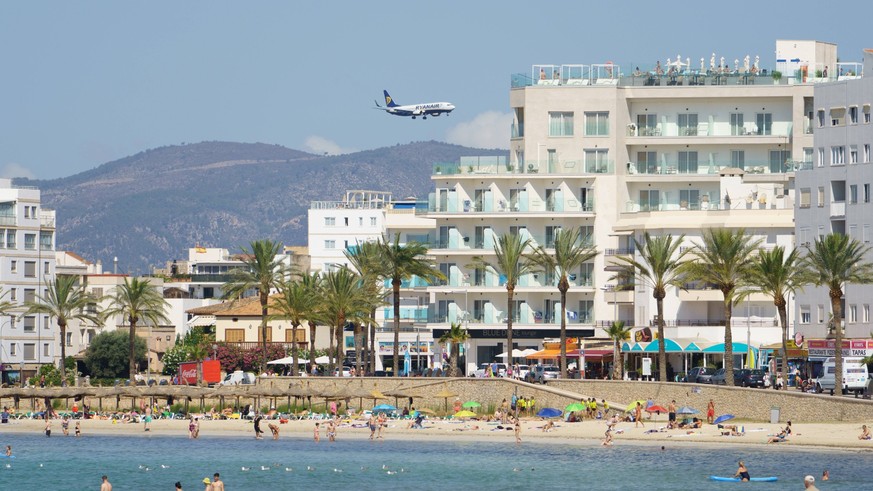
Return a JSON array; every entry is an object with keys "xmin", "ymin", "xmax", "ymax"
[
  {"xmin": 714, "ymin": 414, "xmax": 735, "ymax": 425},
  {"xmin": 676, "ymin": 406, "xmax": 699, "ymax": 415},
  {"xmin": 537, "ymin": 407, "xmax": 562, "ymax": 418},
  {"xmin": 372, "ymin": 404, "xmax": 397, "ymax": 413}
]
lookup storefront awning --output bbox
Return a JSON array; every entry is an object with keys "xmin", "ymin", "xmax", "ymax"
[
  {"xmin": 702, "ymin": 342, "xmax": 758, "ymax": 354},
  {"xmin": 643, "ymin": 339, "xmax": 685, "ymax": 353},
  {"xmin": 567, "ymin": 349, "xmax": 613, "ymax": 359},
  {"xmin": 525, "ymin": 349, "xmax": 561, "ymax": 360}
]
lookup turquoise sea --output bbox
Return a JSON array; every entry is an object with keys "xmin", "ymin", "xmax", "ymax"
[{"xmin": 0, "ymin": 433, "xmax": 870, "ymax": 490}]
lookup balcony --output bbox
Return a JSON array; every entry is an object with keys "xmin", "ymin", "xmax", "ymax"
[
  {"xmin": 433, "ymin": 159, "xmax": 613, "ymax": 177},
  {"xmin": 627, "ymin": 161, "xmax": 800, "ymax": 177},
  {"xmin": 0, "ymin": 215, "xmax": 15, "ymax": 226},
  {"xmin": 604, "ymin": 248, "xmax": 635, "ymax": 256},
  {"xmin": 223, "ymin": 341, "xmax": 305, "ymax": 350},
  {"xmin": 422, "ymin": 192, "xmax": 596, "ymax": 216},
  {"xmin": 627, "ymin": 123, "xmax": 792, "ymax": 140},
  {"xmin": 382, "ymin": 308, "xmax": 429, "ymax": 323},
  {"xmin": 650, "ymin": 318, "xmax": 778, "ymax": 328},
  {"xmin": 830, "ymin": 201, "xmax": 846, "ymax": 218},
  {"xmin": 190, "ymin": 274, "xmax": 235, "ymax": 283}
]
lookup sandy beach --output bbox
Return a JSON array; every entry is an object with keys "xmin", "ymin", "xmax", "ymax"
[{"xmin": 3, "ymin": 415, "xmax": 872, "ymax": 451}]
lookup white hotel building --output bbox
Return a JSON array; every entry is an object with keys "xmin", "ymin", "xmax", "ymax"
[{"xmin": 421, "ymin": 40, "xmax": 850, "ymax": 376}]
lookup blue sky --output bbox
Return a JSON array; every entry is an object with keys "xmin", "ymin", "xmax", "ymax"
[{"xmin": 2, "ymin": 0, "xmax": 872, "ymax": 179}]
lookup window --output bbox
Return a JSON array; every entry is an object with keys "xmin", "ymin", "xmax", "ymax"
[
  {"xmin": 800, "ymin": 306, "xmax": 811, "ymax": 324},
  {"xmin": 831, "ymin": 146, "xmax": 845, "ymax": 165},
  {"xmin": 24, "ymin": 261, "xmax": 36, "ymax": 278},
  {"xmin": 637, "ymin": 114, "xmax": 658, "ymax": 135},
  {"xmin": 849, "ymin": 106, "xmax": 858, "ymax": 124},
  {"xmin": 800, "ymin": 188, "xmax": 811, "ymax": 208},
  {"xmin": 549, "ymin": 112, "xmax": 574, "ymax": 136},
  {"xmin": 285, "ymin": 329, "xmax": 305, "ymax": 343},
  {"xmin": 225, "ymin": 329, "xmax": 245, "ymax": 342},
  {"xmin": 865, "ymin": 224, "xmax": 872, "ymax": 243},
  {"xmin": 24, "ymin": 289, "xmax": 35, "ymax": 303},
  {"xmin": 678, "ymin": 113, "xmax": 698, "ymax": 135},
  {"xmin": 817, "ymin": 225, "xmax": 825, "ymax": 239},
  {"xmin": 679, "ymin": 189, "xmax": 700, "ymax": 209},
  {"xmin": 756, "ymin": 113, "xmax": 772, "ymax": 135},
  {"xmin": 864, "ymin": 184, "xmax": 870, "ymax": 203},
  {"xmin": 24, "ymin": 316, "xmax": 35, "ymax": 332},
  {"xmin": 830, "ymin": 107, "xmax": 845, "ymax": 126},
  {"xmin": 324, "ymin": 217, "xmax": 335, "ymax": 226},
  {"xmin": 865, "ymin": 144, "xmax": 871, "ymax": 163},
  {"xmin": 66, "ymin": 332, "xmax": 72, "ymax": 347},
  {"xmin": 864, "ymin": 305, "xmax": 870, "ymax": 323},
  {"xmin": 769, "ymin": 150, "xmax": 791, "ymax": 173},
  {"xmin": 817, "ymin": 187, "xmax": 825, "ymax": 207},
  {"xmin": 370, "ymin": 217, "xmax": 377, "ymax": 226},
  {"xmin": 864, "ymin": 106, "xmax": 871, "ymax": 124},
  {"xmin": 578, "ymin": 300, "xmax": 594, "ymax": 323},
  {"xmin": 343, "ymin": 217, "xmax": 349, "ymax": 226},
  {"xmin": 43, "ymin": 343, "xmax": 50, "ymax": 357},
  {"xmin": 817, "ymin": 305, "xmax": 825, "ymax": 323},
  {"xmin": 257, "ymin": 327, "xmax": 273, "ymax": 343},
  {"xmin": 731, "ymin": 150, "xmax": 745, "ymax": 169},
  {"xmin": 44, "ymin": 262, "xmax": 50, "ymax": 275},
  {"xmin": 817, "ymin": 110, "xmax": 825, "ymax": 128},
  {"xmin": 24, "ymin": 206, "xmax": 30, "ymax": 218},
  {"xmin": 678, "ymin": 151, "xmax": 698, "ymax": 173},
  {"xmin": 24, "ymin": 233, "xmax": 35, "ymax": 250},
  {"xmin": 730, "ymin": 113, "xmax": 744, "ymax": 135},
  {"xmin": 636, "ymin": 151, "xmax": 657, "ymax": 174},
  {"xmin": 584, "ymin": 112, "xmax": 609, "ymax": 136},
  {"xmin": 850, "ymin": 184, "xmax": 858, "ymax": 204},
  {"xmin": 639, "ymin": 190, "xmax": 660, "ymax": 212},
  {"xmin": 850, "ymin": 146, "xmax": 859, "ymax": 164},
  {"xmin": 817, "ymin": 148, "xmax": 825, "ymax": 167},
  {"xmin": 584, "ymin": 149, "xmax": 609, "ymax": 173},
  {"xmin": 848, "ymin": 305, "xmax": 858, "ymax": 323},
  {"xmin": 10, "ymin": 260, "xmax": 16, "ymax": 273},
  {"xmin": 9, "ymin": 344, "xmax": 15, "ymax": 356},
  {"xmin": 9, "ymin": 288, "xmax": 16, "ymax": 301},
  {"xmin": 799, "ymin": 227, "xmax": 810, "ymax": 246},
  {"xmin": 545, "ymin": 226, "xmax": 562, "ymax": 248},
  {"xmin": 23, "ymin": 343, "xmax": 35, "ymax": 361},
  {"xmin": 803, "ymin": 147, "xmax": 813, "ymax": 164},
  {"xmin": 358, "ymin": 217, "xmax": 363, "ymax": 226},
  {"xmin": 324, "ymin": 240, "xmax": 335, "ymax": 249}
]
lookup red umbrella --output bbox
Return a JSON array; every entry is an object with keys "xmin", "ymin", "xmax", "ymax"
[{"xmin": 645, "ymin": 405, "xmax": 669, "ymax": 413}]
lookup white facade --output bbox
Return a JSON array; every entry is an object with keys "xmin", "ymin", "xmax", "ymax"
[
  {"xmin": 0, "ymin": 178, "xmax": 56, "ymax": 384},
  {"xmin": 421, "ymin": 41, "xmax": 849, "ymax": 374}
]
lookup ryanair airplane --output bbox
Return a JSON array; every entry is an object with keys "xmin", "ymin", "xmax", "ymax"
[{"xmin": 374, "ymin": 90, "xmax": 455, "ymax": 119}]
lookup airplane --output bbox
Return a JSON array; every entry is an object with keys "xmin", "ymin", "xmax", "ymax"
[{"xmin": 374, "ymin": 90, "xmax": 455, "ymax": 119}]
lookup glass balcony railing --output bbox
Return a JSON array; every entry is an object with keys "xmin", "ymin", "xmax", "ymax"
[
  {"xmin": 422, "ymin": 192, "xmax": 595, "ymax": 215},
  {"xmin": 628, "ymin": 123, "xmax": 792, "ymax": 138},
  {"xmin": 382, "ymin": 308, "xmax": 429, "ymax": 322},
  {"xmin": 434, "ymin": 159, "xmax": 613, "ymax": 176},
  {"xmin": 511, "ymin": 123, "xmax": 524, "ymax": 139},
  {"xmin": 627, "ymin": 161, "xmax": 802, "ymax": 176}
]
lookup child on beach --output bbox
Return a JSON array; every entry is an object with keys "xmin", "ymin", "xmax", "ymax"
[{"xmin": 314, "ymin": 422, "xmax": 320, "ymax": 442}]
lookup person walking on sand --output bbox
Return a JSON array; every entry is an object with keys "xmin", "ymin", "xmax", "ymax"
[
  {"xmin": 514, "ymin": 416, "xmax": 521, "ymax": 444},
  {"xmin": 634, "ymin": 402, "xmax": 644, "ymax": 428},
  {"xmin": 100, "ymin": 475, "xmax": 112, "ymax": 491},
  {"xmin": 368, "ymin": 413, "xmax": 377, "ymax": 440},
  {"xmin": 377, "ymin": 412, "xmax": 387, "ymax": 440},
  {"xmin": 314, "ymin": 422, "xmax": 320, "ymax": 442},
  {"xmin": 706, "ymin": 399, "xmax": 715, "ymax": 424}
]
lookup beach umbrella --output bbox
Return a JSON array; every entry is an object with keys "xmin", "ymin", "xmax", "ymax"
[
  {"xmin": 536, "ymin": 408, "xmax": 562, "ymax": 418},
  {"xmin": 454, "ymin": 410, "xmax": 476, "ymax": 419},
  {"xmin": 462, "ymin": 401, "xmax": 481, "ymax": 409},
  {"xmin": 676, "ymin": 406, "xmax": 699, "ymax": 415},
  {"xmin": 416, "ymin": 408, "xmax": 436, "ymax": 415},
  {"xmin": 645, "ymin": 405, "xmax": 669, "ymax": 413},
  {"xmin": 714, "ymin": 414, "xmax": 735, "ymax": 425},
  {"xmin": 625, "ymin": 400, "xmax": 647, "ymax": 412},
  {"xmin": 372, "ymin": 404, "xmax": 397, "ymax": 413},
  {"xmin": 435, "ymin": 384, "xmax": 458, "ymax": 412},
  {"xmin": 564, "ymin": 403, "xmax": 586, "ymax": 412}
]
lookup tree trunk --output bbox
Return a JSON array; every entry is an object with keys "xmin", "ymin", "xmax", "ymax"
[
  {"xmin": 506, "ymin": 286, "xmax": 515, "ymax": 377},
  {"xmin": 308, "ymin": 321, "xmax": 316, "ymax": 372},
  {"xmin": 335, "ymin": 313, "xmax": 345, "ymax": 373},
  {"xmin": 128, "ymin": 316, "xmax": 138, "ymax": 382},
  {"xmin": 291, "ymin": 322, "xmax": 299, "ymax": 376},
  {"xmin": 558, "ymin": 282, "xmax": 568, "ymax": 378},
  {"xmin": 260, "ymin": 293, "xmax": 269, "ymax": 374},
  {"xmin": 354, "ymin": 322, "xmax": 362, "ymax": 376},
  {"xmin": 612, "ymin": 339, "xmax": 622, "ymax": 380},
  {"xmin": 328, "ymin": 326, "xmax": 335, "ymax": 374},
  {"xmin": 449, "ymin": 343, "xmax": 459, "ymax": 377},
  {"xmin": 656, "ymin": 294, "xmax": 667, "ymax": 382},
  {"xmin": 197, "ymin": 360, "xmax": 202, "ymax": 385},
  {"xmin": 361, "ymin": 319, "xmax": 369, "ymax": 375},
  {"xmin": 369, "ymin": 313, "xmax": 376, "ymax": 375},
  {"xmin": 832, "ymin": 289, "xmax": 844, "ymax": 393},
  {"xmin": 58, "ymin": 320, "xmax": 67, "ymax": 375},
  {"xmin": 776, "ymin": 296, "xmax": 788, "ymax": 386},
  {"xmin": 723, "ymin": 299, "xmax": 734, "ymax": 386},
  {"xmin": 392, "ymin": 280, "xmax": 401, "ymax": 377}
]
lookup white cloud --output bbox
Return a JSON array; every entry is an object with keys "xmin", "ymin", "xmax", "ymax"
[
  {"xmin": 445, "ymin": 111, "xmax": 512, "ymax": 149},
  {"xmin": 0, "ymin": 162, "xmax": 36, "ymax": 179},
  {"xmin": 303, "ymin": 136, "xmax": 355, "ymax": 156}
]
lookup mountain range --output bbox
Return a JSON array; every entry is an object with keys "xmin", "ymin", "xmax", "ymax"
[{"xmin": 16, "ymin": 141, "xmax": 507, "ymax": 273}]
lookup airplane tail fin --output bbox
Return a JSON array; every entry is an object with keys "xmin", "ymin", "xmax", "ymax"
[{"xmin": 383, "ymin": 90, "xmax": 399, "ymax": 107}]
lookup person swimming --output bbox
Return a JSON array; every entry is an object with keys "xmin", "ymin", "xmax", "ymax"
[{"xmin": 735, "ymin": 461, "xmax": 750, "ymax": 481}]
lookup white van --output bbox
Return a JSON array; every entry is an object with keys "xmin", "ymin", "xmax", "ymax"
[
  {"xmin": 218, "ymin": 370, "xmax": 256, "ymax": 386},
  {"xmin": 815, "ymin": 358, "xmax": 869, "ymax": 395}
]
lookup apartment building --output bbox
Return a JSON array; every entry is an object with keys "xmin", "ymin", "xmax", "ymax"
[
  {"xmin": 0, "ymin": 178, "xmax": 56, "ymax": 385},
  {"xmin": 794, "ymin": 48, "xmax": 873, "ymax": 362},
  {"xmin": 423, "ymin": 41, "xmax": 849, "ymax": 374}
]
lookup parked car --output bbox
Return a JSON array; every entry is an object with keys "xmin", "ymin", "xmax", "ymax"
[
  {"xmin": 815, "ymin": 357, "xmax": 869, "ymax": 395},
  {"xmin": 472, "ymin": 363, "xmax": 508, "ymax": 378},
  {"xmin": 525, "ymin": 365, "xmax": 560, "ymax": 384},
  {"xmin": 218, "ymin": 371, "xmax": 256, "ymax": 386},
  {"xmin": 686, "ymin": 367, "xmax": 715, "ymax": 384},
  {"xmin": 516, "ymin": 364, "xmax": 531, "ymax": 380},
  {"xmin": 332, "ymin": 367, "xmax": 352, "ymax": 377},
  {"xmin": 738, "ymin": 369, "xmax": 766, "ymax": 388},
  {"xmin": 711, "ymin": 368, "xmax": 728, "ymax": 385}
]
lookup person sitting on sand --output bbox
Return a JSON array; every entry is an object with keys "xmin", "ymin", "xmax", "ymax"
[
  {"xmin": 542, "ymin": 420, "xmax": 555, "ymax": 432},
  {"xmin": 767, "ymin": 430, "xmax": 787, "ymax": 443},
  {"xmin": 719, "ymin": 424, "xmax": 743, "ymax": 436},
  {"xmin": 734, "ymin": 461, "xmax": 750, "ymax": 482},
  {"xmin": 859, "ymin": 424, "xmax": 871, "ymax": 440}
]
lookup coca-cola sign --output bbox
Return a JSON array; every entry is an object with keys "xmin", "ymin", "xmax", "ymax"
[{"xmin": 179, "ymin": 362, "xmax": 198, "ymax": 384}]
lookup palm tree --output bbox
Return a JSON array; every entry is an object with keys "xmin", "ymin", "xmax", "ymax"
[
  {"xmin": 271, "ymin": 279, "xmax": 315, "ymax": 376},
  {"xmin": 104, "ymin": 277, "xmax": 170, "ymax": 382},
  {"xmin": 0, "ymin": 289, "xmax": 16, "ymax": 316},
  {"xmin": 472, "ymin": 233, "xmax": 538, "ymax": 374},
  {"xmin": 803, "ymin": 234, "xmax": 873, "ymax": 392},
  {"xmin": 682, "ymin": 229, "xmax": 761, "ymax": 386},
  {"xmin": 377, "ymin": 234, "xmax": 444, "ymax": 376},
  {"xmin": 188, "ymin": 342, "xmax": 208, "ymax": 385},
  {"xmin": 605, "ymin": 321, "xmax": 631, "ymax": 380},
  {"xmin": 749, "ymin": 246, "xmax": 808, "ymax": 381},
  {"xmin": 529, "ymin": 227, "xmax": 598, "ymax": 377},
  {"xmin": 438, "ymin": 322, "xmax": 470, "ymax": 377},
  {"xmin": 612, "ymin": 233, "xmax": 690, "ymax": 382},
  {"xmin": 320, "ymin": 268, "xmax": 370, "ymax": 374},
  {"xmin": 24, "ymin": 275, "xmax": 102, "ymax": 372},
  {"xmin": 300, "ymin": 272, "xmax": 324, "ymax": 372},
  {"xmin": 223, "ymin": 239, "xmax": 287, "ymax": 372},
  {"xmin": 344, "ymin": 241, "xmax": 387, "ymax": 375}
]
